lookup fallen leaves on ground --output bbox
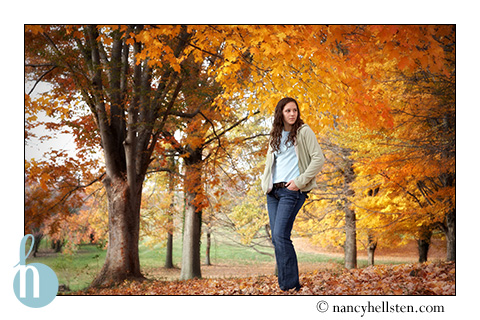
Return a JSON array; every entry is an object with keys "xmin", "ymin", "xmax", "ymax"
[{"xmin": 74, "ymin": 261, "xmax": 455, "ymax": 296}]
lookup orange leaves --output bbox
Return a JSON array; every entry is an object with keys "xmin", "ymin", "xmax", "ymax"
[
  {"xmin": 25, "ymin": 25, "xmax": 455, "ymax": 274},
  {"xmin": 73, "ymin": 24, "xmax": 454, "ymax": 135},
  {"xmin": 25, "ymin": 25, "xmax": 44, "ymax": 35},
  {"xmin": 371, "ymin": 25, "xmax": 453, "ymax": 75},
  {"xmin": 75, "ymin": 261, "xmax": 455, "ymax": 295},
  {"xmin": 398, "ymin": 56, "xmax": 415, "ymax": 71},
  {"xmin": 39, "ymin": 172, "xmax": 52, "ymax": 191},
  {"xmin": 43, "ymin": 206, "xmax": 96, "ymax": 255},
  {"xmin": 328, "ymin": 26, "xmax": 456, "ymax": 251},
  {"xmin": 374, "ymin": 25, "xmax": 400, "ymax": 43}
]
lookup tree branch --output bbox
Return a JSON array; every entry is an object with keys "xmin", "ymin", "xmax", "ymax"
[
  {"xmin": 160, "ymin": 130, "xmax": 186, "ymax": 156},
  {"xmin": 169, "ymin": 108, "xmax": 201, "ymax": 118},
  {"xmin": 26, "ymin": 65, "xmax": 57, "ymax": 95},
  {"xmin": 146, "ymin": 167, "xmax": 185, "ymax": 178},
  {"xmin": 47, "ymin": 172, "xmax": 106, "ymax": 212},
  {"xmin": 203, "ymin": 110, "xmax": 260, "ymax": 146}
]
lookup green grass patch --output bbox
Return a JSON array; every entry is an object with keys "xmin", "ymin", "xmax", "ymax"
[{"xmin": 27, "ymin": 244, "xmax": 106, "ymax": 291}]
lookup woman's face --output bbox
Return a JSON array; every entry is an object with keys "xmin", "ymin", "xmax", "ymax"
[{"xmin": 282, "ymin": 101, "xmax": 298, "ymax": 129}]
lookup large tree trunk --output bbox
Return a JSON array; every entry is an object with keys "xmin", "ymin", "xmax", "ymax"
[
  {"xmin": 90, "ymin": 175, "xmax": 145, "ymax": 287},
  {"xmin": 29, "ymin": 25, "xmax": 190, "ymax": 289},
  {"xmin": 180, "ymin": 190, "xmax": 202, "ymax": 279},
  {"xmin": 180, "ymin": 150, "xmax": 203, "ymax": 280},
  {"xmin": 344, "ymin": 206, "xmax": 357, "ymax": 269}
]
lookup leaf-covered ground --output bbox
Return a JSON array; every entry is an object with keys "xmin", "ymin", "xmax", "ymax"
[{"xmin": 74, "ymin": 261, "xmax": 455, "ymax": 296}]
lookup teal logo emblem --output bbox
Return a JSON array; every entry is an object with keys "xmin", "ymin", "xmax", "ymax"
[{"xmin": 13, "ymin": 234, "xmax": 58, "ymax": 308}]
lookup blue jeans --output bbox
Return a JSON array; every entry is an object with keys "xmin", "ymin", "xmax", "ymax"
[{"xmin": 267, "ymin": 187, "xmax": 306, "ymax": 291}]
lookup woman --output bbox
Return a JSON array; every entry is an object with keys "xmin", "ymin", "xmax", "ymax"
[{"xmin": 261, "ymin": 97, "xmax": 325, "ymax": 291}]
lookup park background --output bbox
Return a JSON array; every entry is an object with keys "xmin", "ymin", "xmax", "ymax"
[
  {"xmin": 0, "ymin": 0, "xmax": 476, "ymax": 315},
  {"xmin": 24, "ymin": 22, "xmax": 456, "ymax": 289}
]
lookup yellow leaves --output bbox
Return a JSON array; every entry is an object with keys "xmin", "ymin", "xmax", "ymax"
[
  {"xmin": 261, "ymin": 43, "xmax": 275, "ymax": 56},
  {"xmin": 276, "ymin": 32, "xmax": 287, "ymax": 42},
  {"xmin": 139, "ymin": 173, "xmax": 179, "ymax": 246},
  {"xmin": 132, "ymin": 26, "xmax": 186, "ymax": 71},
  {"xmin": 230, "ymin": 186, "xmax": 268, "ymax": 245}
]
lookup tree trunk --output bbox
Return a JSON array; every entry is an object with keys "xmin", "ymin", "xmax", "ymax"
[
  {"xmin": 367, "ymin": 235, "xmax": 377, "ymax": 266},
  {"xmin": 32, "ymin": 231, "xmax": 43, "ymax": 257},
  {"xmin": 445, "ymin": 208, "xmax": 456, "ymax": 261},
  {"xmin": 90, "ymin": 176, "xmax": 145, "ymax": 287},
  {"xmin": 180, "ymin": 189, "xmax": 202, "ymax": 279},
  {"xmin": 205, "ymin": 228, "xmax": 211, "ymax": 266},
  {"xmin": 417, "ymin": 227, "xmax": 432, "ymax": 263},
  {"xmin": 341, "ymin": 153, "xmax": 357, "ymax": 270},
  {"xmin": 165, "ymin": 232, "xmax": 174, "ymax": 268},
  {"xmin": 180, "ymin": 151, "xmax": 203, "ymax": 280},
  {"xmin": 344, "ymin": 206, "xmax": 357, "ymax": 269},
  {"xmin": 165, "ymin": 157, "xmax": 176, "ymax": 269},
  {"xmin": 28, "ymin": 25, "xmax": 190, "ymax": 289},
  {"xmin": 52, "ymin": 239, "xmax": 63, "ymax": 253},
  {"xmin": 418, "ymin": 239, "xmax": 430, "ymax": 263}
]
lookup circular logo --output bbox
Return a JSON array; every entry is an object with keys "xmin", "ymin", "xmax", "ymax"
[
  {"xmin": 13, "ymin": 263, "xmax": 59, "ymax": 308},
  {"xmin": 316, "ymin": 300, "xmax": 329, "ymax": 313},
  {"xmin": 13, "ymin": 235, "xmax": 59, "ymax": 308}
]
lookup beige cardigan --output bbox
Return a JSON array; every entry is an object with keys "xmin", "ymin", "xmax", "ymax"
[{"xmin": 261, "ymin": 124, "xmax": 325, "ymax": 194}]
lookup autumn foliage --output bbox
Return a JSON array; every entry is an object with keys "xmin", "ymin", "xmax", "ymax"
[
  {"xmin": 75, "ymin": 261, "xmax": 455, "ymax": 295},
  {"xmin": 25, "ymin": 25, "xmax": 455, "ymax": 289}
]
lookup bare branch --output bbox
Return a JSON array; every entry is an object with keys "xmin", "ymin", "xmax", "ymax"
[
  {"xmin": 203, "ymin": 110, "xmax": 260, "ymax": 146},
  {"xmin": 146, "ymin": 167, "xmax": 185, "ymax": 178},
  {"xmin": 26, "ymin": 65, "xmax": 57, "ymax": 95},
  {"xmin": 47, "ymin": 172, "xmax": 106, "ymax": 212}
]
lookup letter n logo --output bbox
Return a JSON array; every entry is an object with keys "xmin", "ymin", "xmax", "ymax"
[
  {"xmin": 13, "ymin": 234, "xmax": 58, "ymax": 308},
  {"xmin": 18, "ymin": 264, "xmax": 40, "ymax": 298}
]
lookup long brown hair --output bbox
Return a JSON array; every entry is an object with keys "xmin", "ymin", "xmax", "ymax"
[{"xmin": 269, "ymin": 97, "xmax": 305, "ymax": 152}]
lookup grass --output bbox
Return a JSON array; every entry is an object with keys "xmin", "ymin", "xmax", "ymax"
[
  {"xmin": 27, "ymin": 235, "xmax": 411, "ymax": 292},
  {"xmin": 27, "ymin": 244, "xmax": 106, "ymax": 291}
]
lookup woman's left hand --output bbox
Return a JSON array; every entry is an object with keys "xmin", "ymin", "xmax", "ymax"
[{"xmin": 286, "ymin": 180, "xmax": 299, "ymax": 191}]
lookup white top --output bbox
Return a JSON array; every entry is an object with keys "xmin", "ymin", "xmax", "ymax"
[{"xmin": 272, "ymin": 130, "xmax": 300, "ymax": 184}]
